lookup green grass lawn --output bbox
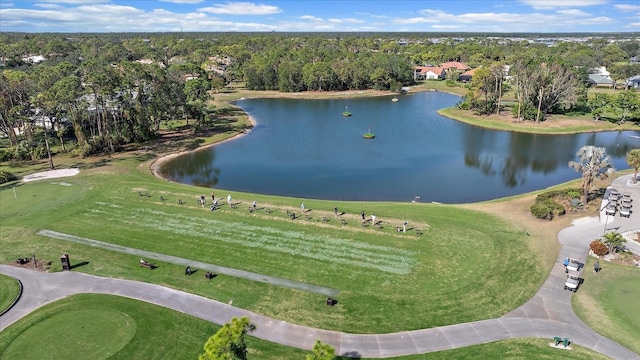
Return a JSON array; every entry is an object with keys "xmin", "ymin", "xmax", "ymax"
[
  {"xmin": 0, "ymin": 274, "xmax": 20, "ymax": 314},
  {"xmin": 438, "ymin": 107, "xmax": 639, "ymax": 134},
  {"xmin": 573, "ymin": 257, "xmax": 640, "ymax": 355},
  {"xmin": 0, "ymin": 294, "xmax": 611, "ymax": 360},
  {"xmin": 0, "ymin": 294, "xmax": 308, "ymax": 360},
  {"xmin": 0, "ymin": 157, "xmax": 544, "ymax": 334}
]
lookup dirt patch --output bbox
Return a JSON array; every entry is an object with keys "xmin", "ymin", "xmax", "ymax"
[{"xmin": 7, "ymin": 258, "xmax": 52, "ymax": 272}]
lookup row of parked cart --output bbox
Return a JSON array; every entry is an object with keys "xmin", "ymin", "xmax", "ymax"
[{"xmin": 603, "ymin": 188, "xmax": 632, "ymax": 218}]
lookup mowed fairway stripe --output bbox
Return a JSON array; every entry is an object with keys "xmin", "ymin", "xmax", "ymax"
[{"xmin": 36, "ymin": 229, "xmax": 340, "ymax": 297}]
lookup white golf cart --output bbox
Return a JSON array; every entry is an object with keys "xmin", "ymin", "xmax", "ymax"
[
  {"xmin": 566, "ymin": 255, "xmax": 581, "ymax": 272},
  {"xmin": 564, "ymin": 270, "xmax": 580, "ymax": 292}
]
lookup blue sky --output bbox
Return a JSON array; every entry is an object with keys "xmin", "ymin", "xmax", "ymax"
[{"xmin": 0, "ymin": 0, "xmax": 639, "ymax": 33}]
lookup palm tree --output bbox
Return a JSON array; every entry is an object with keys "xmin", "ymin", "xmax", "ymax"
[
  {"xmin": 568, "ymin": 145, "xmax": 614, "ymax": 204},
  {"xmin": 602, "ymin": 232, "xmax": 626, "ymax": 254},
  {"xmin": 626, "ymin": 148, "xmax": 640, "ymax": 184}
]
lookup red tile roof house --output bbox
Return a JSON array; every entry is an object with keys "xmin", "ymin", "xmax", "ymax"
[
  {"xmin": 414, "ymin": 66, "xmax": 446, "ymax": 80},
  {"xmin": 458, "ymin": 68, "xmax": 478, "ymax": 82},
  {"xmin": 439, "ymin": 61, "xmax": 471, "ymax": 71}
]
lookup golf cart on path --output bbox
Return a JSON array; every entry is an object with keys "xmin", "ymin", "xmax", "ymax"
[
  {"xmin": 565, "ymin": 255, "xmax": 581, "ymax": 272},
  {"xmin": 564, "ymin": 270, "xmax": 581, "ymax": 292}
]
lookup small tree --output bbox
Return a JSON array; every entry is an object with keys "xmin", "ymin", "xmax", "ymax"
[
  {"xmin": 626, "ymin": 148, "xmax": 640, "ymax": 184},
  {"xmin": 306, "ymin": 340, "xmax": 336, "ymax": 360},
  {"xmin": 200, "ymin": 316, "xmax": 255, "ymax": 360},
  {"xmin": 587, "ymin": 93, "xmax": 610, "ymax": 121},
  {"xmin": 602, "ymin": 232, "xmax": 626, "ymax": 254},
  {"xmin": 615, "ymin": 90, "xmax": 640, "ymax": 124},
  {"xmin": 589, "ymin": 240, "xmax": 608, "ymax": 256},
  {"xmin": 568, "ymin": 145, "xmax": 614, "ymax": 204}
]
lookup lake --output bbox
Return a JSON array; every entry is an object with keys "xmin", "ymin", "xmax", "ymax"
[{"xmin": 159, "ymin": 91, "xmax": 640, "ymax": 203}]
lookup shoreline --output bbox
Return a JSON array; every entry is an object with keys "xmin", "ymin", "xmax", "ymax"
[{"xmin": 149, "ymin": 114, "xmax": 257, "ymax": 181}]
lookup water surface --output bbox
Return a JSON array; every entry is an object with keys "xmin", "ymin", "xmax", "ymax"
[{"xmin": 160, "ymin": 92, "xmax": 640, "ymax": 203}]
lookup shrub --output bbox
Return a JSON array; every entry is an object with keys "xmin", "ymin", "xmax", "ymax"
[
  {"xmin": 0, "ymin": 170, "xmax": 18, "ymax": 184},
  {"xmin": 590, "ymin": 240, "xmax": 608, "ymax": 256},
  {"xmin": 530, "ymin": 198, "xmax": 566, "ymax": 220},
  {"xmin": 0, "ymin": 148, "xmax": 13, "ymax": 162}
]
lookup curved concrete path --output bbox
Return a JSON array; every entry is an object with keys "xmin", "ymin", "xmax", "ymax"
[{"xmin": 1, "ymin": 175, "xmax": 639, "ymax": 359}]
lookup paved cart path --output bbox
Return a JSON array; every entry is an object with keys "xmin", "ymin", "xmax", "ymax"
[{"xmin": 2, "ymin": 175, "xmax": 639, "ymax": 359}]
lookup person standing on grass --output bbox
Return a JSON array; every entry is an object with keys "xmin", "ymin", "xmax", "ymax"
[
  {"xmin": 301, "ymin": 203, "xmax": 305, "ymax": 213},
  {"xmin": 361, "ymin": 210, "xmax": 365, "ymax": 221},
  {"xmin": 403, "ymin": 221, "xmax": 408, "ymax": 233},
  {"xmin": 252, "ymin": 200, "xmax": 257, "ymax": 211},
  {"xmin": 334, "ymin": 205, "xmax": 339, "ymax": 218},
  {"xmin": 211, "ymin": 191, "xmax": 215, "ymax": 202},
  {"xmin": 594, "ymin": 261, "xmax": 600, "ymax": 273},
  {"xmin": 371, "ymin": 214, "xmax": 376, "ymax": 226},
  {"xmin": 227, "ymin": 194, "xmax": 232, "ymax": 207}
]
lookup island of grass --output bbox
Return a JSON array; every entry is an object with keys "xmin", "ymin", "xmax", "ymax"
[
  {"xmin": 0, "ymin": 274, "xmax": 20, "ymax": 315},
  {"xmin": 363, "ymin": 132, "xmax": 375, "ymax": 139},
  {"xmin": 342, "ymin": 111, "xmax": 352, "ymax": 117}
]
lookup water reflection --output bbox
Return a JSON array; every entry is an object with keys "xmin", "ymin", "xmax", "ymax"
[{"xmin": 159, "ymin": 92, "xmax": 640, "ymax": 203}]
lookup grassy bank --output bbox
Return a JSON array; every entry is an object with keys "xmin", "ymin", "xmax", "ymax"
[
  {"xmin": 573, "ymin": 257, "xmax": 640, "ymax": 355},
  {"xmin": 439, "ymin": 107, "xmax": 640, "ymax": 134},
  {"xmin": 0, "ymin": 158, "xmax": 548, "ymax": 333}
]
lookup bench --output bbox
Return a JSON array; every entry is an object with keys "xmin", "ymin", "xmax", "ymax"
[
  {"xmin": 340, "ymin": 219, "xmax": 348, "ymax": 225},
  {"xmin": 416, "ymin": 229, "xmax": 423, "ymax": 235},
  {"xmin": 160, "ymin": 196, "xmax": 167, "ymax": 201},
  {"xmin": 304, "ymin": 214, "xmax": 312, "ymax": 220},
  {"xmin": 139, "ymin": 261, "xmax": 155, "ymax": 269},
  {"xmin": 138, "ymin": 191, "xmax": 150, "ymax": 197},
  {"xmin": 554, "ymin": 337, "xmax": 570, "ymax": 347},
  {"xmin": 16, "ymin": 257, "xmax": 28, "ymax": 265},
  {"xmin": 322, "ymin": 217, "xmax": 329, "ymax": 223},
  {"xmin": 205, "ymin": 271, "xmax": 215, "ymax": 279}
]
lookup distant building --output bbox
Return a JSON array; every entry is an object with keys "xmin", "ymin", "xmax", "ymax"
[
  {"xmin": 414, "ymin": 66, "xmax": 446, "ymax": 80},
  {"xmin": 587, "ymin": 74, "xmax": 614, "ymax": 88},
  {"xmin": 626, "ymin": 75, "xmax": 640, "ymax": 89},
  {"xmin": 21, "ymin": 55, "xmax": 46, "ymax": 63},
  {"xmin": 439, "ymin": 61, "xmax": 470, "ymax": 71},
  {"xmin": 458, "ymin": 68, "xmax": 477, "ymax": 82}
]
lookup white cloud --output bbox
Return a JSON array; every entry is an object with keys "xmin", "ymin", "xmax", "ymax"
[
  {"xmin": 625, "ymin": 22, "xmax": 640, "ymax": 27},
  {"xmin": 431, "ymin": 24, "xmax": 465, "ymax": 30},
  {"xmin": 393, "ymin": 15, "xmax": 440, "ymax": 24},
  {"xmin": 354, "ymin": 12, "xmax": 389, "ymax": 19},
  {"xmin": 556, "ymin": 9, "xmax": 591, "ymax": 16},
  {"xmin": 0, "ymin": 2, "xmax": 13, "ymax": 7},
  {"xmin": 519, "ymin": 0, "xmax": 606, "ymax": 10},
  {"xmin": 393, "ymin": 8, "xmax": 615, "ymax": 31},
  {"xmin": 341, "ymin": 18, "xmax": 365, "ymax": 24},
  {"xmin": 34, "ymin": 3, "xmax": 64, "ymax": 9},
  {"xmin": 198, "ymin": 2, "xmax": 281, "ymax": 15},
  {"xmin": 0, "ymin": 5, "xmax": 283, "ymax": 32},
  {"xmin": 38, "ymin": 0, "xmax": 109, "ymax": 3},
  {"xmin": 327, "ymin": 17, "xmax": 364, "ymax": 24},
  {"xmin": 159, "ymin": 0, "xmax": 204, "ymax": 4},
  {"xmin": 300, "ymin": 15, "xmax": 322, "ymax": 21},
  {"xmin": 614, "ymin": 4, "xmax": 640, "ymax": 12}
]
